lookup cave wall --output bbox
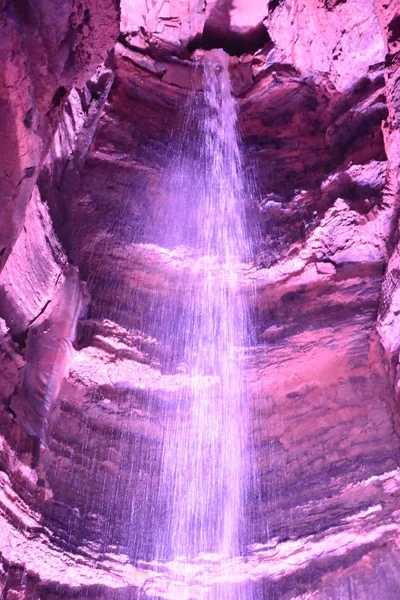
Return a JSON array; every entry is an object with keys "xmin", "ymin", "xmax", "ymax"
[
  {"xmin": 2, "ymin": 0, "xmax": 400, "ymax": 598},
  {"xmin": 0, "ymin": 0, "xmax": 119, "ymax": 275}
]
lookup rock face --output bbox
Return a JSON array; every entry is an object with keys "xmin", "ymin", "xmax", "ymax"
[
  {"xmin": 0, "ymin": 0, "xmax": 119, "ymax": 273},
  {"xmin": 10, "ymin": 264, "xmax": 89, "ymax": 446},
  {"xmin": 2, "ymin": 0, "xmax": 400, "ymax": 599}
]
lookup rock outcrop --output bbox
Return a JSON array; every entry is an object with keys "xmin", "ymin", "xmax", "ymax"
[
  {"xmin": 10, "ymin": 264, "xmax": 89, "ymax": 449},
  {"xmin": 0, "ymin": 0, "xmax": 119, "ymax": 273},
  {"xmin": 2, "ymin": 0, "xmax": 400, "ymax": 599}
]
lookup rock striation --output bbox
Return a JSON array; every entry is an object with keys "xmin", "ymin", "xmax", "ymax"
[
  {"xmin": 1, "ymin": 0, "xmax": 400, "ymax": 598},
  {"xmin": 0, "ymin": 0, "xmax": 119, "ymax": 272}
]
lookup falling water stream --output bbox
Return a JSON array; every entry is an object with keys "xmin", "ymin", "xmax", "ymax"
[{"xmin": 148, "ymin": 50, "xmax": 254, "ymax": 599}]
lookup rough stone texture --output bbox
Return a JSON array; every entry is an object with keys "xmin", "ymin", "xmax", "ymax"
[
  {"xmin": 2, "ymin": 0, "xmax": 400, "ymax": 599},
  {"xmin": 10, "ymin": 264, "xmax": 89, "ymax": 445},
  {"xmin": 120, "ymin": 0, "xmax": 270, "ymax": 57},
  {"xmin": 376, "ymin": 0, "xmax": 400, "ymax": 436},
  {"xmin": 120, "ymin": 0, "xmax": 206, "ymax": 55},
  {"xmin": 0, "ymin": 186, "xmax": 67, "ymax": 336},
  {"xmin": 265, "ymin": 0, "xmax": 385, "ymax": 92},
  {"xmin": 0, "ymin": 0, "xmax": 120, "ymax": 273}
]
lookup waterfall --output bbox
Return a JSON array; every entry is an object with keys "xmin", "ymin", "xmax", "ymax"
[{"xmin": 150, "ymin": 49, "xmax": 253, "ymax": 597}]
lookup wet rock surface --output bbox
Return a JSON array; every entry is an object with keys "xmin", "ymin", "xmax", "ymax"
[
  {"xmin": 2, "ymin": 0, "xmax": 400, "ymax": 598},
  {"xmin": 0, "ymin": 0, "xmax": 119, "ymax": 274}
]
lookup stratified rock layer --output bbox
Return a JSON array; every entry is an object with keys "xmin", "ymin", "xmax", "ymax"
[
  {"xmin": 2, "ymin": 1, "xmax": 400, "ymax": 599},
  {"xmin": 0, "ymin": 0, "xmax": 119, "ymax": 272}
]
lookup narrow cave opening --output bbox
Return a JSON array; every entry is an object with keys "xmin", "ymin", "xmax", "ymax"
[
  {"xmin": 188, "ymin": 21, "xmax": 272, "ymax": 57},
  {"xmin": 188, "ymin": 0, "xmax": 271, "ymax": 57}
]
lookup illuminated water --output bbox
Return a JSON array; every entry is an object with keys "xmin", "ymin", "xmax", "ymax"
[{"xmin": 152, "ymin": 50, "xmax": 253, "ymax": 598}]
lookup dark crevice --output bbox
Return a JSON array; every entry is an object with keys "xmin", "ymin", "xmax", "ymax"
[
  {"xmin": 268, "ymin": 0, "xmax": 282, "ymax": 11},
  {"xmin": 51, "ymin": 86, "xmax": 67, "ymax": 108},
  {"xmin": 10, "ymin": 329, "xmax": 28, "ymax": 350},
  {"xmin": 388, "ymin": 15, "xmax": 400, "ymax": 44},
  {"xmin": 188, "ymin": 0, "xmax": 271, "ymax": 56},
  {"xmin": 325, "ymin": 0, "xmax": 347, "ymax": 10},
  {"xmin": 23, "ymin": 107, "xmax": 33, "ymax": 129},
  {"xmin": 188, "ymin": 22, "xmax": 271, "ymax": 56},
  {"xmin": 25, "ymin": 273, "xmax": 62, "ymax": 330},
  {"xmin": 118, "ymin": 32, "xmax": 147, "ymax": 56}
]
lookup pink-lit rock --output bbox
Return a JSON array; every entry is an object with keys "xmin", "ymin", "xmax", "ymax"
[
  {"xmin": 265, "ymin": 0, "xmax": 385, "ymax": 92},
  {"xmin": 0, "ymin": 186, "xmax": 66, "ymax": 335},
  {"xmin": 10, "ymin": 265, "xmax": 89, "ymax": 444},
  {"xmin": 0, "ymin": 0, "xmax": 119, "ymax": 273},
  {"xmin": 1, "ymin": 0, "xmax": 400, "ymax": 599}
]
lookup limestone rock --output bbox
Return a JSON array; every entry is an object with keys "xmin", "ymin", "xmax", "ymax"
[
  {"xmin": 0, "ymin": 0, "xmax": 120, "ymax": 273},
  {"xmin": 1, "ymin": 0, "xmax": 400, "ymax": 599}
]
